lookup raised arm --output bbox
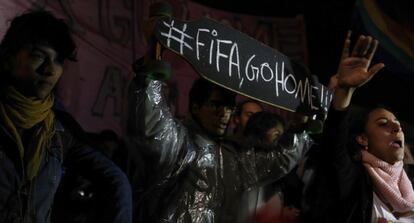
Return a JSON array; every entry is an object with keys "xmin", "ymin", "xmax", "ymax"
[
  {"xmin": 323, "ymin": 31, "xmax": 385, "ymax": 198},
  {"xmin": 333, "ymin": 31, "xmax": 385, "ymax": 110},
  {"xmin": 126, "ymin": 58, "xmax": 194, "ymax": 177},
  {"xmin": 252, "ymin": 131, "xmax": 312, "ymax": 186}
]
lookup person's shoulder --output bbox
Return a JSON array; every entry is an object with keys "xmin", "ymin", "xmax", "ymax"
[
  {"xmin": 54, "ymin": 110, "xmax": 80, "ymax": 129},
  {"xmin": 220, "ymin": 136, "xmax": 244, "ymax": 154},
  {"xmin": 223, "ymin": 134, "xmax": 243, "ymax": 146},
  {"xmin": 54, "ymin": 109, "xmax": 86, "ymax": 140}
]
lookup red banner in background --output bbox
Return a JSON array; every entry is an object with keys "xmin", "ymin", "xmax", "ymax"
[{"xmin": 0, "ymin": 0, "xmax": 307, "ymax": 136}]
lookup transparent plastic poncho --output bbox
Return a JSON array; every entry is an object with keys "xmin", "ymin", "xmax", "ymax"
[{"xmin": 126, "ymin": 65, "xmax": 313, "ymax": 223}]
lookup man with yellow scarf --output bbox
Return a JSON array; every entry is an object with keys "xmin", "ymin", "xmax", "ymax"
[{"xmin": 0, "ymin": 10, "xmax": 132, "ymax": 223}]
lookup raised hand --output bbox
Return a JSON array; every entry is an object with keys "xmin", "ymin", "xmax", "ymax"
[
  {"xmin": 336, "ymin": 31, "xmax": 385, "ymax": 90},
  {"xmin": 332, "ymin": 31, "xmax": 385, "ymax": 110}
]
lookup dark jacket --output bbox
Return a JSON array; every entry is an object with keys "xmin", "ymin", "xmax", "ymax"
[
  {"xmin": 0, "ymin": 110, "xmax": 132, "ymax": 223},
  {"xmin": 305, "ymin": 108, "xmax": 373, "ymax": 223}
]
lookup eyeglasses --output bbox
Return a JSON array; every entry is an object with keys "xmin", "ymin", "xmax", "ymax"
[{"xmin": 205, "ymin": 100, "xmax": 235, "ymax": 112}]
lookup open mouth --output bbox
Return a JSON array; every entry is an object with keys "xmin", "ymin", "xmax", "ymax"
[
  {"xmin": 218, "ymin": 122, "xmax": 228, "ymax": 129},
  {"xmin": 390, "ymin": 140, "xmax": 403, "ymax": 148}
]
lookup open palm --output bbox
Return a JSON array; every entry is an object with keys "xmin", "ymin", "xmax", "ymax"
[{"xmin": 336, "ymin": 31, "xmax": 384, "ymax": 89}]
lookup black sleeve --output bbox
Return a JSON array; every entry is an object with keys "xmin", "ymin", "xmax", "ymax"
[
  {"xmin": 321, "ymin": 108, "xmax": 361, "ymax": 199},
  {"xmin": 56, "ymin": 111, "xmax": 132, "ymax": 223}
]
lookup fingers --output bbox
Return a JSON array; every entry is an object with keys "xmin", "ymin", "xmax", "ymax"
[
  {"xmin": 359, "ymin": 36, "xmax": 372, "ymax": 56},
  {"xmin": 362, "ymin": 63, "xmax": 385, "ymax": 86},
  {"xmin": 351, "ymin": 35, "xmax": 373, "ymax": 56},
  {"xmin": 351, "ymin": 35, "xmax": 379, "ymax": 60},
  {"xmin": 340, "ymin": 30, "xmax": 352, "ymax": 60},
  {"xmin": 366, "ymin": 39, "xmax": 379, "ymax": 61},
  {"xmin": 342, "ymin": 57, "xmax": 367, "ymax": 67},
  {"xmin": 351, "ymin": 35, "xmax": 366, "ymax": 57},
  {"xmin": 368, "ymin": 63, "xmax": 385, "ymax": 77}
]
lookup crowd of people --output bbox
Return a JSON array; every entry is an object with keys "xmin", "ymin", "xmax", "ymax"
[{"xmin": 1, "ymin": 8, "xmax": 413, "ymax": 223}]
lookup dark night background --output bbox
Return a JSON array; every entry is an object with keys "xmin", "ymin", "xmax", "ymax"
[{"xmin": 193, "ymin": 0, "xmax": 414, "ymax": 128}]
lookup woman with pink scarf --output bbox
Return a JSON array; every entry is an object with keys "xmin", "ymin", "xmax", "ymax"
[{"xmin": 320, "ymin": 31, "xmax": 414, "ymax": 223}]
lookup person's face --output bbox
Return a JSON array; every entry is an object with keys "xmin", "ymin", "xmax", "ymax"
[
  {"xmin": 193, "ymin": 88, "xmax": 234, "ymax": 137},
  {"xmin": 7, "ymin": 44, "xmax": 64, "ymax": 99},
  {"xmin": 236, "ymin": 102, "xmax": 263, "ymax": 131},
  {"xmin": 357, "ymin": 108, "xmax": 405, "ymax": 164},
  {"xmin": 265, "ymin": 123, "xmax": 284, "ymax": 145}
]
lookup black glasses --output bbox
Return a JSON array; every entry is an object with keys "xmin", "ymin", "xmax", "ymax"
[{"xmin": 205, "ymin": 100, "xmax": 234, "ymax": 112}]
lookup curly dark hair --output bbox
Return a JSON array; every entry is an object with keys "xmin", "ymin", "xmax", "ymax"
[{"xmin": 244, "ymin": 111, "xmax": 286, "ymax": 147}]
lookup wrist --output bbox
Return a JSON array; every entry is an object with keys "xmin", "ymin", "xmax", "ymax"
[{"xmin": 332, "ymin": 87, "xmax": 355, "ymax": 110}]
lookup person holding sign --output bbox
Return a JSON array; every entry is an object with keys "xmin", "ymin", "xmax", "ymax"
[
  {"xmin": 127, "ymin": 57, "xmax": 313, "ymax": 222},
  {"xmin": 318, "ymin": 31, "xmax": 414, "ymax": 222},
  {"xmin": 0, "ymin": 10, "xmax": 132, "ymax": 223},
  {"xmin": 242, "ymin": 111, "xmax": 302, "ymax": 223}
]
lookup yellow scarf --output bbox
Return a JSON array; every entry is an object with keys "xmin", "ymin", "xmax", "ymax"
[{"xmin": 0, "ymin": 85, "xmax": 55, "ymax": 180}]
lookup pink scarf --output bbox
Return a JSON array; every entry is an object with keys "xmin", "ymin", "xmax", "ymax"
[{"xmin": 362, "ymin": 150, "xmax": 414, "ymax": 212}]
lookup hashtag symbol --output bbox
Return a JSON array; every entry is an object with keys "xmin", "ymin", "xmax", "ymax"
[{"xmin": 160, "ymin": 20, "xmax": 194, "ymax": 55}]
